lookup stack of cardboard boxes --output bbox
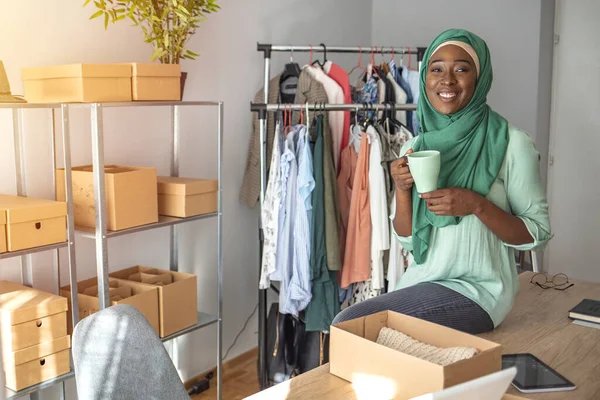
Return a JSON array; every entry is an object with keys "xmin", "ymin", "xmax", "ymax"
[{"xmin": 0, "ymin": 282, "xmax": 71, "ymax": 391}]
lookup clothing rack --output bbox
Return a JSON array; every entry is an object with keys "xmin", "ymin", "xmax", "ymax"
[{"xmin": 251, "ymin": 43, "xmax": 425, "ymax": 390}]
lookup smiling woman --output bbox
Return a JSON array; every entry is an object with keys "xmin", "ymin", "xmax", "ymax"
[{"xmin": 332, "ymin": 29, "xmax": 552, "ymax": 335}]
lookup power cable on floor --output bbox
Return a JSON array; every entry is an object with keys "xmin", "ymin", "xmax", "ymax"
[{"xmin": 222, "ymin": 302, "xmax": 259, "ymax": 361}]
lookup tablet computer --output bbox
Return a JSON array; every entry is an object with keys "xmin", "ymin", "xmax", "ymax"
[{"xmin": 502, "ymin": 353, "xmax": 576, "ymax": 393}]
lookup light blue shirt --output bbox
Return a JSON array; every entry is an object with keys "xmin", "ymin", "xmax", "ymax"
[
  {"xmin": 288, "ymin": 125, "xmax": 314, "ymax": 315},
  {"xmin": 276, "ymin": 128, "xmax": 298, "ymax": 315},
  {"xmin": 403, "ymin": 67, "xmax": 420, "ymax": 134}
]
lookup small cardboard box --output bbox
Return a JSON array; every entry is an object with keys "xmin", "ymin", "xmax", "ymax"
[
  {"xmin": 0, "ymin": 210, "xmax": 6, "ymax": 253},
  {"xmin": 56, "ymin": 165, "xmax": 159, "ymax": 231},
  {"xmin": 61, "ymin": 277, "xmax": 160, "ymax": 335},
  {"xmin": 21, "ymin": 63, "xmax": 132, "ymax": 103},
  {"xmin": 109, "ymin": 266, "xmax": 197, "ymax": 337},
  {"xmin": 157, "ymin": 176, "xmax": 218, "ymax": 218},
  {"xmin": 3, "ymin": 335, "xmax": 70, "ymax": 391},
  {"xmin": 130, "ymin": 63, "xmax": 181, "ymax": 101},
  {"xmin": 330, "ymin": 311, "xmax": 502, "ymax": 400},
  {"xmin": 0, "ymin": 195, "xmax": 67, "ymax": 252},
  {"xmin": 0, "ymin": 281, "xmax": 68, "ymax": 354}
]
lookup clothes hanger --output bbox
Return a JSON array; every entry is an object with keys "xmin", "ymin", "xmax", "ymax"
[
  {"xmin": 281, "ymin": 46, "xmax": 301, "ymax": 82},
  {"xmin": 311, "ymin": 43, "xmax": 327, "ymax": 68}
]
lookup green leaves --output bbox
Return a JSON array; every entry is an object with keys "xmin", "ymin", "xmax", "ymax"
[{"xmin": 83, "ymin": 0, "xmax": 219, "ymax": 63}]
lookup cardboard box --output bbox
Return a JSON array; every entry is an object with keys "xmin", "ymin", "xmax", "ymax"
[
  {"xmin": 56, "ymin": 165, "xmax": 158, "ymax": 231},
  {"xmin": 3, "ymin": 336, "xmax": 70, "ymax": 391},
  {"xmin": 330, "ymin": 311, "xmax": 502, "ymax": 400},
  {"xmin": 61, "ymin": 277, "xmax": 160, "ymax": 335},
  {"xmin": 0, "ymin": 210, "xmax": 6, "ymax": 253},
  {"xmin": 503, "ymin": 395, "xmax": 531, "ymax": 400},
  {"xmin": 157, "ymin": 176, "xmax": 218, "ymax": 218},
  {"xmin": 21, "ymin": 63, "xmax": 132, "ymax": 103},
  {"xmin": 0, "ymin": 281, "xmax": 68, "ymax": 353},
  {"xmin": 0, "ymin": 195, "xmax": 67, "ymax": 252},
  {"xmin": 109, "ymin": 266, "xmax": 197, "ymax": 337},
  {"xmin": 130, "ymin": 63, "xmax": 181, "ymax": 101}
]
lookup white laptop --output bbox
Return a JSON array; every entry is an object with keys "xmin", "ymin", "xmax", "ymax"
[{"xmin": 409, "ymin": 367, "xmax": 517, "ymax": 400}]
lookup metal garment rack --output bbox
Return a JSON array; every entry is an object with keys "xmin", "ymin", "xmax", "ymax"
[
  {"xmin": 0, "ymin": 101, "xmax": 224, "ymax": 400},
  {"xmin": 252, "ymin": 40, "xmax": 426, "ymax": 391}
]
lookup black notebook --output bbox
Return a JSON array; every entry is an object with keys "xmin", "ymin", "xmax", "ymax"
[{"xmin": 569, "ymin": 299, "xmax": 600, "ymax": 324}]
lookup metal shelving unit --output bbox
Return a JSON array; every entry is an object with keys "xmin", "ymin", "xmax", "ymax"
[
  {"xmin": 0, "ymin": 104, "xmax": 79, "ymax": 400},
  {"xmin": 0, "ymin": 100, "xmax": 224, "ymax": 400}
]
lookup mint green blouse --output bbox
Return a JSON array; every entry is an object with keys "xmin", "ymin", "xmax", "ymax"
[{"xmin": 392, "ymin": 125, "xmax": 553, "ymax": 327}]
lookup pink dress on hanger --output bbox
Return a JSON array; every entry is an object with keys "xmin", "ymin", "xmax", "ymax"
[{"xmin": 340, "ymin": 134, "xmax": 371, "ymax": 289}]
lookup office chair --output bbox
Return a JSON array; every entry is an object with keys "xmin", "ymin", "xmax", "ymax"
[{"xmin": 72, "ymin": 304, "xmax": 189, "ymax": 400}]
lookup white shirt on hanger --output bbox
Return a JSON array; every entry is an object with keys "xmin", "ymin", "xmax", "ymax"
[
  {"xmin": 304, "ymin": 65, "xmax": 344, "ymax": 170},
  {"xmin": 367, "ymin": 126, "xmax": 389, "ymax": 291}
]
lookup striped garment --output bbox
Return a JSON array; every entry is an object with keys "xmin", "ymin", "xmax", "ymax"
[{"xmin": 287, "ymin": 125, "xmax": 314, "ymax": 315}]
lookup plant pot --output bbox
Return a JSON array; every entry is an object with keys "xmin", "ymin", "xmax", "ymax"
[{"xmin": 180, "ymin": 71, "xmax": 188, "ymax": 100}]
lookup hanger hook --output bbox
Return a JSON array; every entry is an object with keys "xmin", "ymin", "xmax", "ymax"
[
  {"xmin": 290, "ymin": 46, "xmax": 294, "ymax": 62},
  {"xmin": 320, "ymin": 43, "xmax": 327, "ymax": 64},
  {"xmin": 309, "ymin": 44, "xmax": 313, "ymax": 65}
]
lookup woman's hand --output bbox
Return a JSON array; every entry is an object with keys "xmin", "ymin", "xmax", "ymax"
[
  {"xmin": 391, "ymin": 149, "xmax": 414, "ymax": 192},
  {"xmin": 421, "ymin": 188, "xmax": 485, "ymax": 217}
]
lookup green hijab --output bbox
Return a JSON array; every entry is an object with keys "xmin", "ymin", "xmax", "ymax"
[{"xmin": 411, "ymin": 29, "xmax": 509, "ymax": 264}]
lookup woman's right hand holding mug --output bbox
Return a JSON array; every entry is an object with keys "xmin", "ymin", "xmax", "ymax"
[{"xmin": 391, "ymin": 149, "xmax": 414, "ymax": 193}]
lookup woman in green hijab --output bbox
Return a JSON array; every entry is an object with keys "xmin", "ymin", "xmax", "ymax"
[{"xmin": 332, "ymin": 29, "xmax": 552, "ymax": 333}]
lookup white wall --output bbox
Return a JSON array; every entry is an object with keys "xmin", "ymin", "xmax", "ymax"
[
  {"xmin": 0, "ymin": 0, "xmax": 372, "ymax": 398},
  {"xmin": 371, "ymin": 0, "xmax": 553, "ymax": 181},
  {"xmin": 545, "ymin": 0, "xmax": 600, "ymax": 281}
]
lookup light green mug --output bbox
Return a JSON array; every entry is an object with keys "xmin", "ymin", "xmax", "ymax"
[{"xmin": 407, "ymin": 150, "xmax": 441, "ymax": 193}]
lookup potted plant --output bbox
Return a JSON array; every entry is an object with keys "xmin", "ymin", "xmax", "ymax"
[{"xmin": 85, "ymin": 0, "xmax": 220, "ymax": 98}]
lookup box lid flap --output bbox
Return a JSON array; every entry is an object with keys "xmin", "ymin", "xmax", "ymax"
[
  {"xmin": 6, "ymin": 335, "xmax": 71, "ymax": 366},
  {"xmin": 0, "ymin": 281, "xmax": 68, "ymax": 325},
  {"xmin": 0, "ymin": 195, "xmax": 67, "ymax": 224},
  {"xmin": 130, "ymin": 63, "xmax": 181, "ymax": 77},
  {"xmin": 22, "ymin": 63, "xmax": 132, "ymax": 80},
  {"xmin": 157, "ymin": 176, "xmax": 218, "ymax": 196}
]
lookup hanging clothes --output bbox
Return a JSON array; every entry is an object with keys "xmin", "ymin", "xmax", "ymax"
[
  {"xmin": 324, "ymin": 61, "xmax": 352, "ymax": 158},
  {"xmin": 304, "ymin": 66, "xmax": 344, "ymax": 170},
  {"xmin": 293, "ymin": 71, "xmax": 342, "ymax": 272},
  {"xmin": 288, "ymin": 125, "xmax": 314, "ymax": 314},
  {"xmin": 305, "ymin": 115, "xmax": 341, "ymax": 332},
  {"xmin": 259, "ymin": 120, "xmax": 284, "ymax": 289},
  {"xmin": 241, "ymin": 74, "xmax": 292, "ymax": 208},
  {"xmin": 337, "ymin": 125, "xmax": 360, "ymax": 267},
  {"xmin": 387, "ymin": 72, "xmax": 408, "ymax": 126},
  {"xmin": 340, "ymin": 134, "xmax": 371, "ymax": 289},
  {"xmin": 367, "ymin": 127, "xmax": 389, "ymax": 291},
  {"xmin": 393, "ymin": 64, "xmax": 414, "ymax": 134},
  {"xmin": 276, "ymin": 126, "xmax": 299, "ymax": 315},
  {"xmin": 402, "ymin": 66, "xmax": 420, "ymax": 134}
]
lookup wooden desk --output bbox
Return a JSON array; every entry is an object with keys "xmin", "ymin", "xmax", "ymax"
[{"xmin": 247, "ymin": 272, "xmax": 600, "ymax": 400}]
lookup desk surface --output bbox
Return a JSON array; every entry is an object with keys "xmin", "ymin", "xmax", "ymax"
[{"xmin": 247, "ymin": 272, "xmax": 600, "ymax": 400}]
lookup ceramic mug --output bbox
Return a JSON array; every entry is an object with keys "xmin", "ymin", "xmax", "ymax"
[{"xmin": 407, "ymin": 150, "xmax": 441, "ymax": 193}]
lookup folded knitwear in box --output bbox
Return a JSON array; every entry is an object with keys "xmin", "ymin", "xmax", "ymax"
[{"xmin": 376, "ymin": 327, "xmax": 479, "ymax": 366}]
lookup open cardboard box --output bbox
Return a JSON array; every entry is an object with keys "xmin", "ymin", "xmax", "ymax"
[
  {"xmin": 330, "ymin": 311, "xmax": 502, "ymax": 400},
  {"xmin": 61, "ymin": 277, "xmax": 160, "ymax": 335},
  {"xmin": 109, "ymin": 266, "xmax": 197, "ymax": 337}
]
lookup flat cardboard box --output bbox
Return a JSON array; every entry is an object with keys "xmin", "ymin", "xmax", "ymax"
[
  {"xmin": 0, "ymin": 210, "xmax": 6, "ymax": 253},
  {"xmin": 157, "ymin": 176, "xmax": 218, "ymax": 218},
  {"xmin": 21, "ymin": 63, "xmax": 132, "ymax": 103},
  {"xmin": 0, "ymin": 195, "xmax": 67, "ymax": 252},
  {"xmin": 130, "ymin": 63, "xmax": 181, "ymax": 101},
  {"xmin": 0, "ymin": 281, "xmax": 69, "ymax": 353},
  {"xmin": 61, "ymin": 277, "xmax": 160, "ymax": 335},
  {"xmin": 330, "ymin": 311, "xmax": 502, "ymax": 400},
  {"xmin": 56, "ymin": 165, "xmax": 158, "ymax": 231},
  {"xmin": 109, "ymin": 266, "xmax": 197, "ymax": 337}
]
